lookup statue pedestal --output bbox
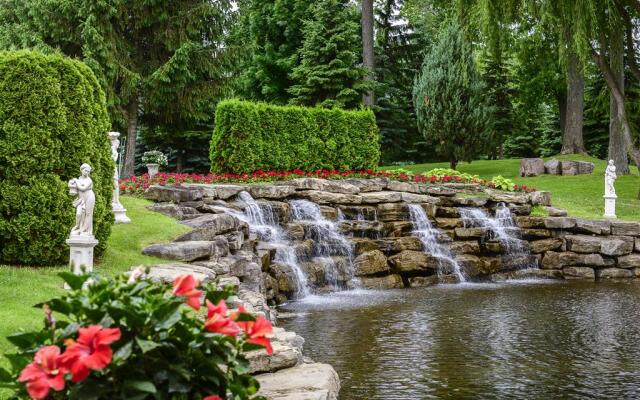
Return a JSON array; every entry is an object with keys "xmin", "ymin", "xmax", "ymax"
[
  {"xmin": 603, "ymin": 194, "xmax": 617, "ymax": 219},
  {"xmin": 66, "ymin": 235, "xmax": 98, "ymax": 275},
  {"xmin": 113, "ymin": 201, "xmax": 131, "ymax": 224}
]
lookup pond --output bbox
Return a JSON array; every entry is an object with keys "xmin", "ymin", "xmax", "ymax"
[{"xmin": 279, "ymin": 281, "xmax": 640, "ymax": 399}]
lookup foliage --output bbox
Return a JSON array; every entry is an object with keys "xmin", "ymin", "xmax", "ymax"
[
  {"xmin": 1, "ymin": 271, "xmax": 271, "ymax": 399},
  {"xmin": 287, "ymin": 0, "xmax": 367, "ymax": 108},
  {"xmin": 490, "ymin": 175, "xmax": 515, "ymax": 191},
  {"xmin": 422, "ymin": 168, "xmax": 479, "ymax": 181},
  {"xmin": 210, "ymin": 100, "xmax": 380, "ymax": 173},
  {"xmin": 0, "ymin": 50, "xmax": 113, "ymax": 265},
  {"xmin": 413, "ymin": 22, "xmax": 494, "ymax": 168},
  {"xmin": 141, "ymin": 151, "xmax": 168, "ymax": 167}
]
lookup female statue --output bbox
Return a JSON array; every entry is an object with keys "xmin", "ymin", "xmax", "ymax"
[
  {"xmin": 604, "ymin": 160, "xmax": 617, "ymax": 197},
  {"xmin": 69, "ymin": 163, "xmax": 96, "ymax": 236}
]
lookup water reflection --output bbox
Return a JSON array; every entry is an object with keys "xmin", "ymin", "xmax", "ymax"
[{"xmin": 280, "ymin": 281, "xmax": 640, "ymax": 399}]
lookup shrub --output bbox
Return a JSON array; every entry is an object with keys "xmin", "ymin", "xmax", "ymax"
[
  {"xmin": 141, "ymin": 150, "xmax": 168, "ymax": 166},
  {"xmin": 490, "ymin": 175, "xmax": 515, "ymax": 191},
  {"xmin": 422, "ymin": 168, "xmax": 480, "ymax": 182},
  {"xmin": 210, "ymin": 100, "xmax": 380, "ymax": 173},
  {"xmin": 0, "ymin": 50, "xmax": 113, "ymax": 265},
  {"xmin": 1, "ymin": 271, "xmax": 271, "ymax": 399}
]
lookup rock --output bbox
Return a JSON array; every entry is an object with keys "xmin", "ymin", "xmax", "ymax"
[
  {"xmin": 562, "ymin": 266, "xmax": 595, "ymax": 280},
  {"xmin": 181, "ymin": 183, "xmax": 217, "ymax": 198},
  {"xmin": 214, "ymin": 185, "xmax": 247, "ymax": 200},
  {"xmin": 337, "ymin": 206, "xmax": 377, "ymax": 220},
  {"xmin": 435, "ymin": 218, "xmax": 461, "ymax": 229},
  {"xmin": 144, "ymin": 185, "xmax": 203, "ymax": 203},
  {"xmin": 446, "ymin": 196, "xmax": 487, "ymax": 207},
  {"xmin": 515, "ymin": 216, "xmax": 546, "ymax": 228},
  {"xmin": 636, "ymin": 238, "xmax": 640, "ymax": 252},
  {"xmin": 544, "ymin": 159, "xmax": 560, "ymax": 175},
  {"xmin": 574, "ymin": 219, "xmax": 611, "ymax": 235},
  {"xmin": 142, "ymin": 241, "xmax": 221, "ymax": 261},
  {"xmin": 353, "ymin": 250, "xmax": 389, "ymax": 276},
  {"xmin": 376, "ymin": 236, "xmax": 423, "ymax": 252},
  {"xmin": 360, "ymin": 191, "xmax": 403, "ymax": 204},
  {"xmin": 617, "ymin": 254, "xmax": 640, "ymax": 269},
  {"xmin": 600, "ymin": 236, "xmax": 634, "ymax": 256},
  {"xmin": 488, "ymin": 191, "xmax": 530, "ymax": 204},
  {"xmin": 456, "ymin": 254, "xmax": 502, "ymax": 276},
  {"xmin": 520, "ymin": 158, "xmax": 545, "ymax": 177},
  {"xmin": 249, "ymin": 185, "xmax": 296, "ymax": 199},
  {"xmin": 407, "ymin": 276, "xmax": 439, "ymax": 287},
  {"xmin": 358, "ymin": 274, "xmax": 404, "ymax": 289},
  {"xmin": 529, "ymin": 238, "xmax": 564, "ymax": 253},
  {"xmin": 339, "ymin": 220, "xmax": 385, "ymax": 239},
  {"xmin": 147, "ymin": 203, "xmax": 200, "ymax": 220},
  {"xmin": 349, "ymin": 238, "xmax": 378, "ymax": 255},
  {"xmin": 507, "ymin": 203, "xmax": 532, "ymax": 216},
  {"xmin": 541, "ymin": 251, "xmax": 605, "ymax": 269},
  {"xmin": 144, "ymin": 263, "xmax": 216, "ymax": 283},
  {"xmin": 285, "ymin": 178, "xmax": 360, "ymax": 194},
  {"xmin": 192, "ymin": 260, "xmax": 231, "ymax": 275},
  {"xmin": 400, "ymin": 193, "xmax": 439, "ymax": 204},
  {"xmin": 560, "ymin": 161, "xmax": 578, "ymax": 176},
  {"xmin": 449, "ymin": 241, "xmax": 481, "ymax": 254},
  {"xmin": 421, "ymin": 186, "xmax": 457, "ymax": 197},
  {"xmin": 529, "ymin": 191, "xmax": 552, "ymax": 206},
  {"xmin": 520, "ymin": 229, "xmax": 554, "ymax": 239},
  {"xmin": 543, "ymin": 217, "xmax": 576, "ymax": 229},
  {"xmin": 342, "ymin": 178, "xmax": 387, "ymax": 192},
  {"xmin": 176, "ymin": 214, "xmax": 242, "ymax": 242},
  {"xmin": 285, "ymin": 223, "xmax": 305, "ymax": 241},
  {"xmin": 435, "ymin": 207, "xmax": 460, "ymax": 218},
  {"xmin": 247, "ymin": 341, "xmax": 303, "ymax": 374},
  {"xmin": 387, "ymin": 181, "xmax": 421, "ymax": 193},
  {"xmin": 489, "ymin": 268, "xmax": 563, "ymax": 281},
  {"xmin": 225, "ymin": 231, "xmax": 245, "ymax": 251},
  {"xmin": 596, "ymin": 268, "xmax": 632, "ymax": 280},
  {"xmin": 388, "ymin": 250, "xmax": 438, "ymax": 273},
  {"xmin": 611, "ymin": 221, "xmax": 640, "ymax": 236},
  {"xmin": 454, "ymin": 227, "xmax": 488, "ymax": 239},
  {"xmin": 376, "ymin": 203, "xmax": 408, "ymax": 221},
  {"xmin": 320, "ymin": 206, "xmax": 338, "ymax": 220},
  {"xmin": 296, "ymin": 190, "xmax": 362, "ymax": 205},
  {"xmin": 545, "ymin": 206, "xmax": 567, "ymax": 217},
  {"xmin": 576, "ymin": 161, "xmax": 595, "ymax": 175},
  {"xmin": 256, "ymin": 363, "xmax": 340, "ymax": 400},
  {"xmin": 270, "ymin": 263, "xmax": 303, "ymax": 294},
  {"xmin": 565, "ymin": 235, "xmax": 603, "ymax": 253},
  {"xmin": 383, "ymin": 221, "xmax": 414, "ymax": 237}
]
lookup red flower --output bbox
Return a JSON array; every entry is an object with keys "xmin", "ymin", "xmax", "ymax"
[
  {"xmin": 204, "ymin": 300, "xmax": 240, "ymax": 337},
  {"xmin": 59, "ymin": 325, "xmax": 121, "ymax": 383},
  {"xmin": 19, "ymin": 346, "xmax": 67, "ymax": 400},
  {"xmin": 204, "ymin": 396, "xmax": 223, "ymax": 400},
  {"xmin": 237, "ymin": 316, "xmax": 274, "ymax": 354},
  {"xmin": 172, "ymin": 274, "xmax": 203, "ymax": 310}
]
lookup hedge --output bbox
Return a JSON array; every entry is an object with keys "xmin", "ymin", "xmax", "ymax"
[
  {"xmin": 0, "ymin": 50, "xmax": 113, "ymax": 265},
  {"xmin": 210, "ymin": 100, "xmax": 380, "ymax": 173}
]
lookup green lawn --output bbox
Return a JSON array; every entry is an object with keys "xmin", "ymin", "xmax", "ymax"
[
  {"xmin": 0, "ymin": 197, "xmax": 189, "ymax": 385},
  {"xmin": 383, "ymin": 154, "xmax": 640, "ymax": 221}
]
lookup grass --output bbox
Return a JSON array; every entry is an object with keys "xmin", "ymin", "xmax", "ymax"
[
  {"xmin": 0, "ymin": 197, "xmax": 189, "ymax": 386},
  {"xmin": 384, "ymin": 154, "xmax": 640, "ymax": 221}
]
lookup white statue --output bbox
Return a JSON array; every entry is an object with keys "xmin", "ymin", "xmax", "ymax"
[
  {"xmin": 108, "ymin": 131, "xmax": 131, "ymax": 223},
  {"xmin": 604, "ymin": 159, "xmax": 617, "ymax": 197},
  {"xmin": 68, "ymin": 163, "xmax": 96, "ymax": 236}
]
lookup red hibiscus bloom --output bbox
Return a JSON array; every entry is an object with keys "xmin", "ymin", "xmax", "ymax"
[
  {"xmin": 204, "ymin": 396, "xmax": 223, "ymax": 400},
  {"xmin": 60, "ymin": 325, "xmax": 121, "ymax": 383},
  {"xmin": 204, "ymin": 300, "xmax": 240, "ymax": 337},
  {"xmin": 237, "ymin": 316, "xmax": 274, "ymax": 354},
  {"xmin": 19, "ymin": 346, "xmax": 67, "ymax": 400},
  {"xmin": 172, "ymin": 274, "xmax": 203, "ymax": 310}
]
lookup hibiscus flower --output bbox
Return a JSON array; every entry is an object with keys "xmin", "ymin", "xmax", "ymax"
[
  {"xmin": 237, "ymin": 316, "xmax": 274, "ymax": 355},
  {"xmin": 19, "ymin": 346, "xmax": 67, "ymax": 400},
  {"xmin": 204, "ymin": 300, "xmax": 240, "ymax": 337},
  {"xmin": 172, "ymin": 274, "xmax": 203, "ymax": 310},
  {"xmin": 60, "ymin": 325, "xmax": 121, "ymax": 383}
]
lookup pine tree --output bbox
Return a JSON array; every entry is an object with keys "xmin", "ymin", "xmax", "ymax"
[
  {"xmin": 413, "ymin": 22, "xmax": 494, "ymax": 169},
  {"xmin": 288, "ymin": 0, "xmax": 368, "ymax": 108}
]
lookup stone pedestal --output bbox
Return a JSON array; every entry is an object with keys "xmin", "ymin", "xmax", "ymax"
[
  {"xmin": 66, "ymin": 235, "xmax": 99, "ymax": 275},
  {"xmin": 603, "ymin": 195, "xmax": 617, "ymax": 219},
  {"xmin": 113, "ymin": 201, "xmax": 131, "ymax": 224}
]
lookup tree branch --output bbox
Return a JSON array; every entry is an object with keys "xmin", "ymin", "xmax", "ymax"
[{"xmin": 615, "ymin": 0, "xmax": 640, "ymax": 81}]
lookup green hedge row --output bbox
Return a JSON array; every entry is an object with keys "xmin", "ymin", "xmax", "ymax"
[
  {"xmin": 210, "ymin": 100, "xmax": 380, "ymax": 173},
  {"xmin": 0, "ymin": 50, "xmax": 113, "ymax": 265}
]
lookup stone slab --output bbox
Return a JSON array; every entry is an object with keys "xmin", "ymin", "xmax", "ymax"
[{"xmin": 256, "ymin": 363, "xmax": 340, "ymax": 400}]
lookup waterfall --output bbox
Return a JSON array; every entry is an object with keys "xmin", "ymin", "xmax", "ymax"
[
  {"xmin": 289, "ymin": 199, "xmax": 356, "ymax": 288},
  {"xmin": 407, "ymin": 204, "xmax": 466, "ymax": 282},
  {"xmin": 236, "ymin": 192, "xmax": 309, "ymax": 297}
]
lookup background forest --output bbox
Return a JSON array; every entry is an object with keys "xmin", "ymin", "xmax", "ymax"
[{"xmin": 0, "ymin": 0, "xmax": 638, "ymax": 175}]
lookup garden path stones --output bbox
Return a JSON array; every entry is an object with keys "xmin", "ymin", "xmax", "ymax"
[{"xmin": 256, "ymin": 362, "xmax": 341, "ymax": 400}]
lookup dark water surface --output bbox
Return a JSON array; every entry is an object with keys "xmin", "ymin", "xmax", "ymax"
[{"xmin": 279, "ymin": 281, "xmax": 640, "ymax": 399}]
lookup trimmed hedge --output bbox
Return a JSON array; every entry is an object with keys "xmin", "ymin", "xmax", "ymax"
[
  {"xmin": 0, "ymin": 50, "xmax": 113, "ymax": 265},
  {"xmin": 210, "ymin": 100, "xmax": 380, "ymax": 173}
]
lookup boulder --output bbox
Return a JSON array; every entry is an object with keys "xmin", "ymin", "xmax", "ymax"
[
  {"xmin": 376, "ymin": 236, "xmax": 423, "ymax": 252},
  {"xmin": 247, "ymin": 340, "xmax": 303, "ymax": 374},
  {"xmin": 270, "ymin": 263, "xmax": 303, "ymax": 294},
  {"xmin": 349, "ymin": 237, "xmax": 379, "ymax": 255},
  {"xmin": 636, "ymin": 237, "xmax": 640, "ymax": 252},
  {"xmin": 388, "ymin": 250, "xmax": 438, "ymax": 273},
  {"xmin": 342, "ymin": 178, "xmax": 387, "ymax": 192},
  {"xmin": 383, "ymin": 221, "xmax": 414, "ymax": 237},
  {"xmin": 421, "ymin": 186, "xmax": 457, "ymax": 197},
  {"xmin": 520, "ymin": 158, "xmax": 545, "ymax": 177},
  {"xmin": 358, "ymin": 274, "xmax": 404, "ymax": 289},
  {"xmin": 256, "ymin": 363, "xmax": 340, "ymax": 400},
  {"xmin": 562, "ymin": 266, "xmax": 595, "ymax": 280},
  {"xmin": 574, "ymin": 219, "xmax": 611, "ymax": 235},
  {"xmin": 529, "ymin": 191, "xmax": 552, "ymax": 206},
  {"xmin": 456, "ymin": 254, "xmax": 502, "ymax": 276},
  {"xmin": 520, "ymin": 228, "xmax": 554, "ymax": 239},
  {"xmin": 515, "ymin": 216, "xmax": 546, "ymax": 228},
  {"xmin": 544, "ymin": 159, "xmax": 560, "ymax": 175},
  {"xmin": 147, "ymin": 203, "xmax": 200, "ymax": 220},
  {"xmin": 543, "ymin": 217, "xmax": 576, "ymax": 229},
  {"xmin": 507, "ymin": 203, "xmax": 532, "ymax": 216},
  {"xmin": 617, "ymin": 254, "xmax": 640, "ymax": 269},
  {"xmin": 225, "ymin": 231, "xmax": 245, "ymax": 252},
  {"xmin": 285, "ymin": 223, "xmax": 305, "ymax": 241},
  {"xmin": 576, "ymin": 161, "xmax": 595, "ymax": 175},
  {"xmin": 320, "ymin": 206, "xmax": 338, "ymax": 220},
  {"xmin": 337, "ymin": 205, "xmax": 377, "ymax": 221},
  {"xmin": 600, "ymin": 236, "xmax": 634, "ymax": 256},
  {"xmin": 284, "ymin": 178, "xmax": 360, "ymax": 194},
  {"xmin": 213, "ymin": 185, "xmax": 247, "ymax": 200},
  {"xmin": 446, "ymin": 196, "xmax": 488, "ymax": 207},
  {"xmin": 249, "ymin": 185, "xmax": 296, "ymax": 200},
  {"xmin": 176, "ymin": 214, "xmax": 242, "ymax": 242},
  {"xmin": 142, "ymin": 241, "xmax": 221, "ymax": 261},
  {"xmin": 611, "ymin": 221, "xmax": 640, "ymax": 236},
  {"xmin": 529, "ymin": 238, "xmax": 564, "ymax": 253},
  {"xmin": 454, "ymin": 227, "xmax": 488, "ymax": 239},
  {"xmin": 435, "ymin": 218, "xmax": 462, "ymax": 229},
  {"xmin": 488, "ymin": 191, "xmax": 530, "ymax": 204},
  {"xmin": 595, "ymin": 268, "xmax": 632, "ymax": 280},
  {"xmin": 565, "ymin": 235, "xmax": 603, "ymax": 253},
  {"xmin": 407, "ymin": 276, "xmax": 439, "ymax": 287},
  {"xmin": 560, "ymin": 161, "xmax": 578, "ymax": 176},
  {"xmin": 360, "ymin": 191, "xmax": 403, "ymax": 204},
  {"xmin": 353, "ymin": 250, "xmax": 389, "ymax": 276},
  {"xmin": 387, "ymin": 181, "xmax": 421, "ymax": 193},
  {"xmin": 545, "ymin": 206, "xmax": 567, "ymax": 217},
  {"xmin": 296, "ymin": 190, "xmax": 362, "ymax": 205},
  {"xmin": 192, "ymin": 260, "xmax": 231, "ymax": 275},
  {"xmin": 144, "ymin": 185, "xmax": 203, "ymax": 203},
  {"xmin": 257, "ymin": 201, "xmax": 289, "ymax": 224},
  {"xmin": 449, "ymin": 241, "xmax": 481, "ymax": 254},
  {"xmin": 376, "ymin": 203, "xmax": 408, "ymax": 221},
  {"xmin": 339, "ymin": 220, "xmax": 385, "ymax": 239},
  {"xmin": 400, "ymin": 192, "xmax": 439, "ymax": 204},
  {"xmin": 489, "ymin": 268, "xmax": 563, "ymax": 281},
  {"xmin": 541, "ymin": 251, "xmax": 604, "ymax": 269},
  {"xmin": 144, "ymin": 263, "xmax": 216, "ymax": 283},
  {"xmin": 435, "ymin": 207, "xmax": 460, "ymax": 218}
]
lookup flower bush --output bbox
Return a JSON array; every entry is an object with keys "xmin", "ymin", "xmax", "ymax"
[
  {"xmin": 0, "ymin": 270, "xmax": 272, "ymax": 399},
  {"xmin": 119, "ymin": 169, "xmax": 536, "ymax": 196},
  {"xmin": 141, "ymin": 150, "xmax": 168, "ymax": 166}
]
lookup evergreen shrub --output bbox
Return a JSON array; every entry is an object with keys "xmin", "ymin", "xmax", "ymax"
[
  {"xmin": 210, "ymin": 100, "xmax": 380, "ymax": 173},
  {"xmin": 0, "ymin": 50, "xmax": 113, "ymax": 265}
]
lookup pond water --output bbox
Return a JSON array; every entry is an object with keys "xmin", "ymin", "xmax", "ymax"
[{"xmin": 279, "ymin": 281, "xmax": 640, "ymax": 399}]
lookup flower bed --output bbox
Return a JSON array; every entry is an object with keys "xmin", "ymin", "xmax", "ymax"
[{"xmin": 119, "ymin": 169, "xmax": 536, "ymax": 196}]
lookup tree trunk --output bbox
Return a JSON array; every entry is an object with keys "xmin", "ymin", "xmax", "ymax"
[
  {"xmin": 556, "ymin": 91, "xmax": 567, "ymax": 139},
  {"xmin": 176, "ymin": 151, "xmax": 184, "ymax": 173},
  {"xmin": 361, "ymin": 0, "xmax": 375, "ymax": 106},
  {"xmin": 122, "ymin": 95, "xmax": 138, "ymax": 179},
  {"xmin": 450, "ymin": 158, "xmax": 458, "ymax": 170},
  {"xmin": 608, "ymin": 24, "xmax": 629, "ymax": 174},
  {"xmin": 561, "ymin": 43, "xmax": 585, "ymax": 154}
]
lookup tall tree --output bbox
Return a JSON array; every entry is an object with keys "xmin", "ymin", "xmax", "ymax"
[
  {"xmin": 362, "ymin": 0, "xmax": 375, "ymax": 106},
  {"xmin": 288, "ymin": 0, "xmax": 368, "ymax": 108},
  {"xmin": 413, "ymin": 22, "xmax": 494, "ymax": 169},
  {"xmin": 562, "ymin": 28, "xmax": 586, "ymax": 154},
  {"xmin": 608, "ymin": 15, "xmax": 629, "ymax": 173},
  {"xmin": 0, "ymin": 0, "xmax": 236, "ymax": 178}
]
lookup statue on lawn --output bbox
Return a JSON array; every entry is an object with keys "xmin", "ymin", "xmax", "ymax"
[
  {"xmin": 604, "ymin": 159, "xmax": 617, "ymax": 197},
  {"xmin": 69, "ymin": 163, "xmax": 96, "ymax": 236}
]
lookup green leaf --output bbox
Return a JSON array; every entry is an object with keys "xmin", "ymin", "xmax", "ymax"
[
  {"xmin": 124, "ymin": 380, "xmax": 157, "ymax": 394},
  {"xmin": 135, "ymin": 337, "xmax": 160, "ymax": 353},
  {"xmin": 59, "ymin": 322, "xmax": 79, "ymax": 339},
  {"xmin": 6, "ymin": 332, "xmax": 40, "ymax": 350},
  {"xmin": 0, "ymin": 367, "xmax": 14, "ymax": 384},
  {"xmin": 112, "ymin": 340, "xmax": 133, "ymax": 362},
  {"xmin": 154, "ymin": 302, "xmax": 182, "ymax": 331},
  {"xmin": 4, "ymin": 354, "xmax": 30, "ymax": 375},
  {"xmin": 34, "ymin": 298, "xmax": 72, "ymax": 315},
  {"xmin": 58, "ymin": 272, "xmax": 89, "ymax": 290}
]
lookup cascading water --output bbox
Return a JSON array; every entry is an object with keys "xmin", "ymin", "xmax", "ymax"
[
  {"xmin": 236, "ymin": 192, "xmax": 309, "ymax": 297},
  {"xmin": 289, "ymin": 200, "xmax": 357, "ymax": 288},
  {"xmin": 407, "ymin": 204, "xmax": 466, "ymax": 282}
]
